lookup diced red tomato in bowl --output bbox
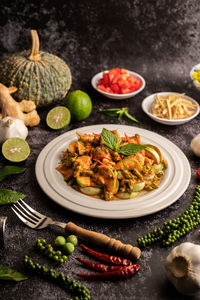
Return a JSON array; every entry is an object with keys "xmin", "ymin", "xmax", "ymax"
[{"xmin": 97, "ymin": 68, "xmax": 143, "ymax": 94}]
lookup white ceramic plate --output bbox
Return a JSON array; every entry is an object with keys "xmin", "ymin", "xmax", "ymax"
[
  {"xmin": 35, "ymin": 124, "xmax": 191, "ymax": 219},
  {"xmin": 91, "ymin": 70, "xmax": 145, "ymax": 100},
  {"xmin": 142, "ymin": 92, "xmax": 200, "ymax": 125}
]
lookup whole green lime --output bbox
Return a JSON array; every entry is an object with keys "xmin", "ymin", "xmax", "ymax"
[{"xmin": 64, "ymin": 90, "xmax": 92, "ymax": 121}]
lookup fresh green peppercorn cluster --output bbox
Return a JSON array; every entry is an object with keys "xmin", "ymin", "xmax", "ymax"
[
  {"xmin": 34, "ymin": 238, "xmax": 67, "ymax": 264},
  {"xmin": 24, "ymin": 255, "xmax": 90, "ymax": 300},
  {"xmin": 137, "ymin": 185, "xmax": 200, "ymax": 247},
  {"xmin": 54, "ymin": 235, "xmax": 78, "ymax": 255}
]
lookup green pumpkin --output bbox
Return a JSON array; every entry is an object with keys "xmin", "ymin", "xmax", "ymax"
[{"xmin": 0, "ymin": 30, "xmax": 72, "ymax": 107}]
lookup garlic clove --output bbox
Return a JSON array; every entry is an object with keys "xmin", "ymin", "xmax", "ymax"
[
  {"xmin": 5, "ymin": 119, "xmax": 14, "ymax": 127},
  {"xmin": 165, "ymin": 242, "xmax": 200, "ymax": 296},
  {"xmin": 191, "ymin": 133, "xmax": 200, "ymax": 157},
  {"xmin": 0, "ymin": 117, "xmax": 28, "ymax": 143}
]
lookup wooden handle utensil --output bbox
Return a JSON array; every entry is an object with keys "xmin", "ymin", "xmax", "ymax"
[{"xmin": 65, "ymin": 222, "xmax": 141, "ymax": 260}]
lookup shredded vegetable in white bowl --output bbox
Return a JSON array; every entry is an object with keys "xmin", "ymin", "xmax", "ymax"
[{"xmin": 142, "ymin": 92, "xmax": 200, "ymax": 125}]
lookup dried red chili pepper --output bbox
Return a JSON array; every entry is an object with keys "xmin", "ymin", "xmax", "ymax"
[
  {"xmin": 92, "ymin": 133, "xmax": 101, "ymax": 136},
  {"xmin": 197, "ymin": 168, "xmax": 200, "ymax": 180},
  {"xmin": 124, "ymin": 133, "xmax": 131, "ymax": 144},
  {"xmin": 77, "ymin": 264, "xmax": 140, "ymax": 280},
  {"xmin": 94, "ymin": 155, "xmax": 113, "ymax": 162},
  {"xmin": 94, "ymin": 159, "xmax": 115, "ymax": 171},
  {"xmin": 76, "ymin": 257, "xmax": 124, "ymax": 272},
  {"xmin": 80, "ymin": 244, "xmax": 132, "ymax": 266},
  {"xmin": 86, "ymin": 142, "xmax": 93, "ymax": 159}
]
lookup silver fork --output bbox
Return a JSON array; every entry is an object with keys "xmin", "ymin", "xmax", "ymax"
[
  {"xmin": 11, "ymin": 199, "xmax": 141, "ymax": 260},
  {"xmin": 12, "ymin": 199, "xmax": 66, "ymax": 230}
]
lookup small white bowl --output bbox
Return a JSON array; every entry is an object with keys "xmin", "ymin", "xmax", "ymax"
[
  {"xmin": 91, "ymin": 70, "xmax": 145, "ymax": 100},
  {"xmin": 142, "ymin": 92, "xmax": 200, "ymax": 125},
  {"xmin": 190, "ymin": 63, "xmax": 200, "ymax": 91}
]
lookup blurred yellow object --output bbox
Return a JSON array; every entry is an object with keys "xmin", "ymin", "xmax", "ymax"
[{"xmin": 192, "ymin": 69, "xmax": 200, "ymax": 83}]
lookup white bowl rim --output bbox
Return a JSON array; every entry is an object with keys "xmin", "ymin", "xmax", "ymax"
[
  {"xmin": 91, "ymin": 69, "xmax": 146, "ymax": 98},
  {"xmin": 142, "ymin": 92, "xmax": 200, "ymax": 124}
]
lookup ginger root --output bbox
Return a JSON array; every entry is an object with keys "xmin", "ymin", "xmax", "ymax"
[{"xmin": 0, "ymin": 83, "xmax": 40, "ymax": 127}]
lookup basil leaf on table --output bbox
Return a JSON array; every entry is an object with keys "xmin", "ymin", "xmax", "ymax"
[
  {"xmin": 119, "ymin": 143, "xmax": 146, "ymax": 155},
  {"xmin": 0, "ymin": 166, "xmax": 26, "ymax": 182},
  {"xmin": 0, "ymin": 189, "xmax": 25, "ymax": 206},
  {"xmin": 0, "ymin": 265, "xmax": 27, "ymax": 281},
  {"xmin": 101, "ymin": 128, "xmax": 117, "ymax": 151}
]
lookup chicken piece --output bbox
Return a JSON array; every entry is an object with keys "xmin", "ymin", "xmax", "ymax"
[
  {"xmin": 68, "ymin": 142, "xmax": 78, "ymax": 154},
  {"xmin": 77, "ymin": 141, "xmax": 90, "ymax": 156},
  {"xmin": 93, "ymin": 145, "xmax": 112, "ymax": 159},
  {"xmin": 144, "ymin": 157, "xmax": 154, "ymax": 166},
  {"xmin": 115, "ymin": 155, "xmax": 142, "ymax": 171},
  {"xmin": 135, "ymin": 152, "xmax": 145, "ymax": 166},
  {"xmin": 74, "ymin": 155, "xmax": 92, "ymax": 169},
  {"xmin": 112, "ymin": 130, "xmax": 122, "ymax": 142},
  {"xmin": 76, "ymin": 132, "xmax": 101, "ymax": 144},
  {"xmin": 56, "ymin": 165, "xmax": 73, "ymax": 180},
  {"xmin": 92, "ymin": 165, "xmax": 113, "ymax": 185},
  {"xmin": 92, "ymin": 165, "xmax": 118, "ymax": 199}
]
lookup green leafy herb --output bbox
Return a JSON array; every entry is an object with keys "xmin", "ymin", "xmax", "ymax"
[
  {"xmin": 101, "ymin": 128, "xmax": 118, "ymax": 151},
  {"xmin": 101, "ymin": 128, "xmax": 146, "ymax": 155},
  {"xmin": 0, "ymin": 189, "xmax": 25, "ymax": 206},
  {"xmin": 99, "ymin": 107, "xmax": 140, "ymax": 125},
  {"xmin": 0, "ymin": 265, "xmax": 28, "ymax": 281},
  {"xmin": 119, "ymin": 143, "xmax": 146, "ymax": 155},
  {"xmin": 0, "ymin": 166, "xmax": 26, "ymax": 182}
]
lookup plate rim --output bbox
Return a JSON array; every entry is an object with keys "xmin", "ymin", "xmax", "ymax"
[{"xmin": 35, "ymin": 124, "xmax": 191, "ymax": 219}]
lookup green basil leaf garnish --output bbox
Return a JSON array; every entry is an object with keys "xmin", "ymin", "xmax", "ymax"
[
  {"xmin": 0, "ymin": 189, "xmax": 25, "ymax": 206},
  {"xmin": 0, "ymin": 265, "xmax": 28, "ymax": 281},
  {"xmin": 101, "ymin": 128, "xmax": 117, "ymax": 151},
  {"xmin": 119, "ymin": 143, "xmax": 146, "ymax": 155},
  {"xmin": 0, "ymin": 166, "xmax": 26, "ymax": 182}
]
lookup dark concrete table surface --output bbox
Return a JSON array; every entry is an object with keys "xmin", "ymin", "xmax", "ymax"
[{"xmin": 1, "ymin": 1, "xmax": 200, "ymax": 299}]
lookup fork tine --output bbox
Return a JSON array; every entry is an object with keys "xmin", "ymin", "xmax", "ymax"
[
  {"xmin": 11, "ymin": 207, "xmax": 36, "ymax": 228},
  {"xmin": 19, "ymin": 199, "xmax": 45, "ymax": 218},
  {"xmin": 15, "ymin": 201, "xmax": 40, "ymax": 222},
  {"xmin": 12, "ymin": 204, "xmax": 38, "ymax": 224}
]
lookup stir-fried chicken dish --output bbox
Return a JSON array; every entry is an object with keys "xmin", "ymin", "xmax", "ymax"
[{"xmin": 56, "ymin": 130, "xmax": 167, "ymax": 201}]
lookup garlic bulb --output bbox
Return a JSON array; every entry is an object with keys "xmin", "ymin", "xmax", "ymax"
[
  {"xmin": 191, "ymin": 133, "xmax": 200, "ymax": 156},
  {"xmin": 0, "ymin": 117, "xmax": 28, "ymax": 143},
  {"xmin": 165, "ymin": 242, "xmax": 200, "ymax": 296}
]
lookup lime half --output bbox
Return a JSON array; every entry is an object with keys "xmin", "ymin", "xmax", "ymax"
[
  {"xmin": 2, "ymin": 138, "xmax": 30, "ymax": 162},
  {"xmin": 46, "ymin": 106, "xmax": 71, "ymax": 130}
]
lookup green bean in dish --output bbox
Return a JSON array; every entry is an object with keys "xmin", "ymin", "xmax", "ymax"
[{"xmin": 57, "ymin": 128, "xmax": 168, "ymax": 201}]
